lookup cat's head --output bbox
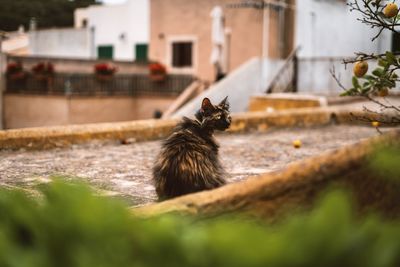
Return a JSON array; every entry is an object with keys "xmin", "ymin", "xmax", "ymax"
[{"xmin": 196, "ymin": 97, "xmax": 231, "ymax": 131}]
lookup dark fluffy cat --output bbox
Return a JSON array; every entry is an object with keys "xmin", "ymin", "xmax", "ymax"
[{"xmin": 153, "ymin": 97, "xmax": 231, "ymax": 200}]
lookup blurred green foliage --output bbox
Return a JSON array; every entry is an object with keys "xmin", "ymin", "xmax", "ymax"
[
  {"xmin": 370, "ymin": 143, "xmax": 400, "ymax": 184},
  {"xmin": 0, "ymin": 146, "xmax": 399, "ymax": 267},
  {"xmin": 0, "ymin": 0, "xmax": 98, "ymax": 31},
  {"xmin": 0, "ymin": 180, "xmax": 399, "ymax": 267}
]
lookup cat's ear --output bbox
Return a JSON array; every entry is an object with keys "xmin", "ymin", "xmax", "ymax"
[
  {"xmin": 201, "ymin": 98, "xmax": 215, "ymax": 113},
  {"xmin": 219, "ymin": 96, "xmax": 230, "ymax": 110}
]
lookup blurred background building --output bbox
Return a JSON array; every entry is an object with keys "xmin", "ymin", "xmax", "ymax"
[{"xmin": 0, "ymin": 0, "xmax": 396, "ymax": 129}]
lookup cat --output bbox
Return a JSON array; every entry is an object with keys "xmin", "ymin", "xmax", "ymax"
[{"xmin": 153, "ymin": 97, "xmax": 232, "ymax": 200}]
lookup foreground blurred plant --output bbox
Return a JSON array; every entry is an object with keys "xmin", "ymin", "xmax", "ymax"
[
  {"xmin": 332, "ymin": 0, "xmax": 400, "ymax": 125},
  {"xmin": 0, "ymin": 162, "xmax": 399, "ymax": 267},
  {"xmin": 369, "ymin": 143, "xmax": 400, "ymax": 183}
]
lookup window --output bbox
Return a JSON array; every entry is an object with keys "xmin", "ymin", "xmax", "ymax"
[
  {"xmin": 166, "ymin": 36, "xmax": 197, "ymax": 73},
  {"xmin": 171, "ymin": 42, "xmax": 193, "ymax": 68},
  {"xmin": 135, "ymin": 43, "xmax": 148, "ymax": 62},
  {"xmin": 98, "ymin": 45, "xmax": 113, "ymax": 60}
]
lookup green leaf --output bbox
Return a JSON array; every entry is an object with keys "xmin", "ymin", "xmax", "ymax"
[
  {"xmin": 385, "ymin": 52, "xmax": 396, "ymax": 65},
  {"xmin": 361, "ymin": 87, "xmax": 371, "ymax": 94},
  {"xmin": 378, "ymin": 59, "xmax": 388, "ymax": 67},
  {"xmin": 364, "ymin": 75, "xmax": 375, "ymax": 81},
  {"xmin": 352, "ymin": 76, "xmax": 360, "ymax": 89},
  {"xmin": 372, "ymin": 68, "xmax": 384, "ymax": 77}
]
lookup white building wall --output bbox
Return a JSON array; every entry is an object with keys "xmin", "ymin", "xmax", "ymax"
[
  {"xmin": 77, "ymin": 0, "xmax": 149, "ymax": 61},
  {"xmin": 74, "ymin": 8, "xmax": 89, "ymax": 28},
  {"xmin": 296, "ymin": 0, "xmax": 391, "ymax": 58},
  {"xmin": 295, "ymin": 0, "xmax": 392, "ymax": 94},
  {"xmin": 29, "ymin": 28, "xmax": 91, "ymax": 58},
  {"xmin": 28, "ymin": 0, "xmax": 149, "ymax": 61}
]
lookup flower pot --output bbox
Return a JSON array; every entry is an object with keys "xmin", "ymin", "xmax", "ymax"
[
  {"xmin": 9, "ymin": 72, "xmax": 26, "ymax": 81},
  {"xmin": 34, "ymin": 74, "xmax": 48, "ymax": 82},
  {"xmin": 96, "ymin": 74, "xmax": 113, "ymax": 82},
  {"xmin": 150, "ymin": 73, "xmax": 166, "ymax": 82}
]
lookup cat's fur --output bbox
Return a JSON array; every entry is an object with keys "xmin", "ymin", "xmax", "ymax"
[{"xmin": 153, "ymin": 97, "xmax": 231, "ymax": 200}]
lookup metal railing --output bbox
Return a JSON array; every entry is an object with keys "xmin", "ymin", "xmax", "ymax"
[
  {"xmin": 6, "ymin": 73, "xmax": 194, "ymax": 97},
  {"xmin": 266, "ymin": 47, "xmax": 299, "ymax": 93}
]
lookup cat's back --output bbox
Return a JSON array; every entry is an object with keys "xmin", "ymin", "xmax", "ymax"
[{"xmin": 162, "ymin": 117, "xmax": 218, "ymax": 154}]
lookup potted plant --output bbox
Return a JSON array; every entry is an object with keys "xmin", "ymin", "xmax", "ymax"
[
  {"xmin": 94, "ymin": 63, "xmax": 117, "ymax": 81},
  {"xmin": 149, "ymin": 62, "xmax": 167, "ymax": 82},
  {"xmin": 6, "ymin": 61, "xmax": 26, "ymax": 81},
  {"xmin": 32, "ymin": 62, "xmax": 55, "ymax": 81}
]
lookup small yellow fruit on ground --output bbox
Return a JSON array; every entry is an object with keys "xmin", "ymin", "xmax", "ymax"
[
  {"xmin": 378, "ymin": 88, "xmax": 389, "ymax": 97},
  {"xmin": 384, "ymin": 3, "xmax": 398, "ymax": 18},
  {"xmin": 293, "ymin": 140, "xmax": 302, "ymax": 149},
  {"xmin": 372, "ymin": 121, "xmax": 380, "ymax": 127},
  {"xmin": 353, "ymin": 61, "xmax": 368, "ymax": 77}
]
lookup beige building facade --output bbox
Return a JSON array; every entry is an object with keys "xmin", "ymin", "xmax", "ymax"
[{"xmin": 150, "ymin": 0, "xmax": 294, "ymax": 81}]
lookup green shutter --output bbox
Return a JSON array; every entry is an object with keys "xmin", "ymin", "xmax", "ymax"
[
  {"xmin": 98, "ymin": 45, "xmax": 114, "ymax": 59},
  {"xmin": 135, "ymin": 44, "xmax": 148, "ymax": 62}
]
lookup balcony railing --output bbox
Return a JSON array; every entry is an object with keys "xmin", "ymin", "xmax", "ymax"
[
  {"xmin": 6, "ymin": 73, "xmax": 194, "ymax": 97},
  {"xmin": 266, "ymin": 47, "xmax": 299, "ymax": 94}
]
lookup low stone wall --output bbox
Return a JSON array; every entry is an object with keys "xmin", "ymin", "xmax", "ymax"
[
  {"xmin": 0, "ymin": 106, "xmax": 392, "ymax": 150},
  {"xmin": 249, "ymin": 94, "xmax": 326, "ymax": 112},
  {"xmin": 0, "ymin": 118, "xmax": 178, "ymax": 150},
  {"xmin": 134, "ymin": 130, "xmax": 400, "ymax": 219}
]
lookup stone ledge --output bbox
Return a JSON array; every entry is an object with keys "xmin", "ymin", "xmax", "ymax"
[
  {"xmin": 0, "ymin": 106, "xmax": 388, "ymax": 150},
  {"xmin": 249, "ymin": 94, "xmax": 327, "ymax": 112},
  {"xmin": 133, "ymin": 130, "xmax": 400, "ymax": 219},
  {"xmin": 0, "ymin": 119, "xmax": 178, "ymax": 150}
]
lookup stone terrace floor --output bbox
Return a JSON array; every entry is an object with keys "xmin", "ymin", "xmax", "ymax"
[{"xmin": 1, "ymin": 125, "xmax": 391, "ymax": 206}]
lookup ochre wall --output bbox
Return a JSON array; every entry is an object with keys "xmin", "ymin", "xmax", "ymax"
[
  {"xmin": 150, "ymin": 0, "xmax": 263, "ymax": 81},
  {"xmin": 150, "ymin": 0, "xmax": 295, "ymax": 81},
  {"xmin": 4, "ymin": 94, "xmax": 175, "ymax": 129}
]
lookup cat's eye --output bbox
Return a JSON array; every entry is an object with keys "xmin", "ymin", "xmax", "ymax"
[{"xmin": 216, "ymin": 115, "xmax": 221, "ymax": 119}]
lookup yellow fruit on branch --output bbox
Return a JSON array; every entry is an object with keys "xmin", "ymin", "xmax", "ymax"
[
  {"xmin": 384, "ymin": 3, "xmax": 398, "ymax": 18},
  {"xmin": 293, "ymin": 140, "xmax": 302, "ymax": 149},
  {"xmin": 372, "ymin": 121, "xmax": 380, "ymax": 127},
  {"xmin": 353, "ymin": 61, "xmax": 368, "ymax": 77},
  {"xmin": 378, "ymin": 88, "xmax": 389, "ymax": 97}
]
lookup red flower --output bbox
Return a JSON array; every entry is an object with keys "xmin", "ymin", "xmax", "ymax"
[
  {"xmin": 149, "ymin": 62, "xmax": 167, "ymax": 75},
  {"xmin": 6, "ymin": 62, "xmax": 23, "ymax": 75},
  {"xmin": 94, "ymin": 63, "xmax": 117, "ymax": 75},
  {"xmin": 32, "ymin": 62, "xmax": 55, "ymax": 75}
]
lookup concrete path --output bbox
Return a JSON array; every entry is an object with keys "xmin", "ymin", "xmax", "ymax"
[{"xmin": 0, "ymin": 125, "xmax": 389, "ymax": 206}]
